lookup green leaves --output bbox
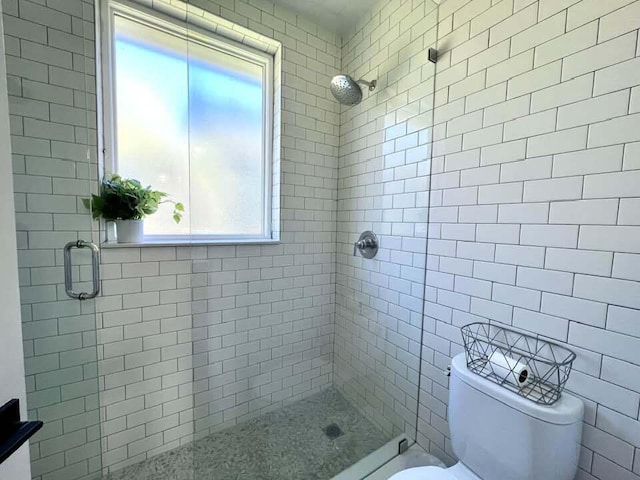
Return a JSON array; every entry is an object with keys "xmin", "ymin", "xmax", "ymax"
[
  {"xmin": 83, "ymin": 174, "xmax": 184, "ymax": 224},
  {"xmin": 172, "ymin": 203, "xmax": 185, "ymax": 224}
]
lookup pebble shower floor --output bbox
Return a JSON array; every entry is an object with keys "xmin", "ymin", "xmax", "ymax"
[{"xmin": 103, "ymin": 388, "xmax": 392, "ymax": 480}]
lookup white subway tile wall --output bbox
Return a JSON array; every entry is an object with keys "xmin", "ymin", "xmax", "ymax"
[
  {"xmin": 3, "ymin": 0, "xmax": 342, "ymax": 477},
  {"xmin": 417, "ymin": 1, "xmax": 640, "ymax": 479},
  {"xmin": 94, "ymin": 0, "xmax": 340, "ymax": 472},
  {"xmin": 334, "ymin": 0, "xmax": 438, "ymax": 438},
  {"xmin": 5, "ymin": 0, "xmax": 640, "ymax": 479}
]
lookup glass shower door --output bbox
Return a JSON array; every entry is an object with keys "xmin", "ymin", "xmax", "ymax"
[
  {"xmin": 332, "ymin": 0, "xmax": 440, "ymax": 478},
  {"xmin": 3, "ymin": 0, "xmax": 101, "ymax": 480},
  {"xmin": 4, "ymin": 0, "xmax": 104, "ymax": 478},
  {"xmin": 94, "ymin": 2, "xmax": 196, "ymax": 479}
]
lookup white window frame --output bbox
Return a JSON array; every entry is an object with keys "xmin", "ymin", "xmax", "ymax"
[{"xmin": 97, "ymin": 0, "xmax": 277, "ymax": 245}]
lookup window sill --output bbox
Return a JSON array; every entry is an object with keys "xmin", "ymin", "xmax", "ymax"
[{"xmin": 101, "ymin": 237, "xmax": 281, "ymax": 248}]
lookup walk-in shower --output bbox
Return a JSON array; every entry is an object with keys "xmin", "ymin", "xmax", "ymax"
[{"xmin": 4, "ymin": 0, "xmax": 440, "ymax": 478}]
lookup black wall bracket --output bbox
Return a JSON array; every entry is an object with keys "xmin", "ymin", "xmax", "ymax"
[
  {"xmin": 428, "ymin": 48, "xmax": 438, "ymax": 64},
  {"xmin": 398, "ymin": 438, "xmax": 409, "ymax": 454},
  {"xmin": 0, "ymin": 399, "xmax": 43, "ymax": 466}
]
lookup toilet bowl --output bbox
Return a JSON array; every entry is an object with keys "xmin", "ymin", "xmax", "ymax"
[
  {"xmin": 389, "ymin": 463, "xmax": 479, "ymax": 480},
  {"xmin": 389, "ymin": 354, "xmax": 584, "ymax": 480}
]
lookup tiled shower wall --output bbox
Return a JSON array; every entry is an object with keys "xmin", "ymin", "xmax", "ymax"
[
  {"xmin": 7, "ymin": 0, "xmax": 640, "ymax": 479},
  {"xmin": 95, "ymin": 1, "xmax": 341, "ymax": 473},
  {"xmin": 3, "ymin": 0, "xmax": 342, "ymax": 477},
  {"xmin": 416, "ymin": 1, "xmax": 640, "ymax": 479},
  {"xmin": 334, "ymin": 0, "xmax": 438, "ymax": 438}
]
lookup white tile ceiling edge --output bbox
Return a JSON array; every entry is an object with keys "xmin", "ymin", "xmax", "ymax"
[
  {"xmin": 270, "ymin": 0, "xmax": 445, "ymax": 35},
  {"xmin": 270, "ymin": 0, "xmax": 373, "ymax": 35}
]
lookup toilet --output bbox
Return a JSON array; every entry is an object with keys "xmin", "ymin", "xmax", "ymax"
[{"xmin": 391, "ymin": 353, "xmax": 584, "ymax": 480}]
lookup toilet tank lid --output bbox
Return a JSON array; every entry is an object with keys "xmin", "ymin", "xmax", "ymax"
[{"xmin": 451, "ymin": 353, "xmax": 584, "ymax": 425}]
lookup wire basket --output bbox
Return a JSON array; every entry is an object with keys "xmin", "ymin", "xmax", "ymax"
[{"xmin": 460, "ymin": 322, "xmax": 576, "ymax": 405}]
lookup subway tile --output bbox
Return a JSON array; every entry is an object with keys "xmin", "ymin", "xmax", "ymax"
[
  {"xmin": 594, "ymin": 57, "xmax": 640, "ymax": 97},
  {"xmin": 495, "ymin": 244, "xmax": 545, "ymax": 267},
  {"xmin": 486, "ymin": 50, "xmax": 534, "ymax": 87},
  {"xmin": 597, "ymin": 406, "xmax": 640, "ymax": 451},
  {"xmin": 618, "ymin": 198, "xmax": 640, "ymax": 226},
  {"xmin": 623, "ymin": 142, "xmax": 640, "ymax": 171},
  {"xmin": 451, "ymin": 31, "xmax": 490, "ymax": 66},
  {"xmin": 511, "ymin": 11, "xmax": 566, "ymax": 56},
  {"xmin": 562, "ymin": 32, "xmax": 637, "ymax": 81},
  {"xmin": 612, "ymin": 253, "xmax": 640, "ymax": 282},
  {"xmin": 493, "ymin": 283, "xmax": 541, "ymax": 310},
  {"xmin": 534, "ymin": 21, "xmax": 598, "ymax": 68},
  {"xmin": 567, "ymin": 370, "xmax": 639, "ymax": 417},
  {"xmin": 598, "ymin": 2, "xmax": 640, "ymax": 42},
  {"xmin": 588, "ymin": 113, "xmax": 640, "ymax": 149},
  {"xmin": 478, "ymin": 182, "xmax": 523, "ymax": 204},
  {"xmin": 512, "ymin": 308, "xmax": 569, "ymax": 341},
  {"xmin": 583, "ymin": 170, "xmax": 640, "ymax": 199},
  {"xmin": 521, "ymin": 225, "xmax": 579, "ymax": 248},
  {"xmin": 524, "ymin": 177, "xmax": 582, "ymax": 202},
  {"xmin": 549, "ymin": 199, "xmax": 619, "ymax": 225},
  {"xmin": 579, "ymin": 226, "xmax": 640, "ymax": 254},
  {"xmin": 601, "ymin": 357, "xmax": 640, "ymax": 395},
  {"xmin": 557, "ymin": 90, "xmax": 630, "ymax": 130},
  {"xmin": 481, "ymin": 139, "xmax": 526, "ymax": 166},
  {"xmin": 490, "ymin": 3, "xmax": 537, "ymax": 46},
  {"xmin": 466, "ymin": 82, "xmax": 507, "ymax": 112},
  {"xmin": 574, "ymin": 274, "xmax": 640, "ymax": 310},
  {"xmin": 531, "ymin": 74, "xmax": 593, "ymax": 113},
  {"xmin": 476, "ymin": 223, "xmax": 519, "ymax": 244},
  {"xmin": 566, "ymin": 0, "xmax": 636, "ymax": 31},
  {"xmin": 501, "ymin": 156, "xmax": 552, "ymax": 183},
  {"xmin": 607, "ymin": 306, "xmax": 640, "ymax": 338},
  {"xmin": 552, "ymin": 145, "xmax": 624, "ymax": 178},
  {"xmin": 545, "ymin": 248, "xmax": 613, "ymax": 276},
  {"xmin": 474, "ymin": 260, "xmax": 516, "ymax": 284},
  {"xmin": 517, "ymin": 266, "xmax": 574, "ymax": 295},
  {"xmin": 527, "ymin": 126, "xmax": 588, "ymax": 157},
  {"xmin": 498, "ymin": 202, "xmax": 549, "ymax": 224},
  {"xmin": 541, "ymin": 293, "xmax": 606, "ymax": 328},
  {"xmin": 504, "ymin": 109, "xmax": 556, "ymax": 141},
  {"xmin": 470, "ymin": 297, "xmax": 513, "ymax": 323},
  {"xmin": 508, "ymin": 61, "xmax": 562, "ymax": 99}
]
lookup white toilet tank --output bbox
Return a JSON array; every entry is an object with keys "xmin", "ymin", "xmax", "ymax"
[{"xmin": 449, "ymin": 353, "xmax": 584, "ymax": 480}]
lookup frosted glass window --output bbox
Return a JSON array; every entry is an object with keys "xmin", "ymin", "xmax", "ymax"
[{"xmin": 110, "ymin": 13, "xmax": 271, "ymax": 239}]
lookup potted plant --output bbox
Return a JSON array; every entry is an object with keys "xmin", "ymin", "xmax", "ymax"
[{"xmin": 83, "ymin": 174, "xmax": 184, "ymax": 243}]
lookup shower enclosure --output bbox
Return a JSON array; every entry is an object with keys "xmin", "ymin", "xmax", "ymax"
[{"xmin": 4, "ymin": 0, "xmax": 440, "ymax": 478}]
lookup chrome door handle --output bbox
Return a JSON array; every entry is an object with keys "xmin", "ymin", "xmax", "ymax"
[{"xmin": 64, "ymin": 240, "xmax": 100, "ymax": 300}]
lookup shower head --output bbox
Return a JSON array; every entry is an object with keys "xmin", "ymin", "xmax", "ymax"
[{"xmin": 330, "ymin": 74, "xmax": 377, "ymax": 106}]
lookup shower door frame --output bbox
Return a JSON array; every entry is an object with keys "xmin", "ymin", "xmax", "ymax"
[{"xmin": 6, "ymin": 0, "xmax": 106, "ymax": 474}]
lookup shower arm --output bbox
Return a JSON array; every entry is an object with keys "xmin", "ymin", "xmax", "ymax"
[{"xmin": 356, "ymin": 79, "xmax": 377, "ymax": 91}]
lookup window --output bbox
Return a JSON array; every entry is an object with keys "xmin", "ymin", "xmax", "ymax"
[{"xmin": 101, "ymin": 2, "xmax": 275, "ymax": 243}]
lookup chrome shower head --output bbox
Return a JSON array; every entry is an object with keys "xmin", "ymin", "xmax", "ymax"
[{"xmin": 330, "ymin": 74, "xmax": 377, "ymax": 106}]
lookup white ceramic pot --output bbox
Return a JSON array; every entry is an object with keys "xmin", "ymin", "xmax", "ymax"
[{"xmin": 115, "ymin": 219, "xmax": 144, "ymax": 243}]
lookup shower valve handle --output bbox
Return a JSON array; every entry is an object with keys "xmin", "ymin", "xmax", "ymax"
[
  {"xmin": 352, "ymin": 231, "xmax": 379, "ymax": 259},
  {"xmin": 353, "ymin": 239, "xmax": 369, "ymax": 255}
]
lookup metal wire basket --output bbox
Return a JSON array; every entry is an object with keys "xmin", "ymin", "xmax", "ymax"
[{"xmin": 460, "ymin": 322, "xmax": 576, "ymax": 405}]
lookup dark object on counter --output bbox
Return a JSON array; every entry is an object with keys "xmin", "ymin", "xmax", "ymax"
[{"xmin": 0, "ymin": 399, "xmax": 43, "ymax": 465}]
